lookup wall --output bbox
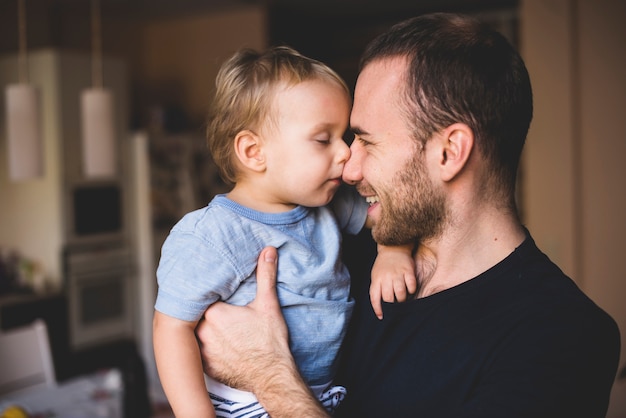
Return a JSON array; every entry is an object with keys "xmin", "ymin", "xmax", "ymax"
[
  {"xmin": 520, "ymin": 0, "xmax": 626, "ymax": 415},
  {"xmin": 0, "ymin": 52, "xmax": 64, "ymax": 287},
  {"xmin": 111, "ymin": 5, "xmax": 269, "ymax": 129},
  {"xmin": 0, "ymin": 50, "xmax": 129, "ymax": 290}
]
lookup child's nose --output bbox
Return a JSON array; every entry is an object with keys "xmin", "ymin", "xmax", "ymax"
[
  {"xmin": 336, "ymin": 141, "xmax": 351, "ymax": 164},
  {"xmin": 342, "ymin": 141, "xmax": 363, "ymax": 185}
]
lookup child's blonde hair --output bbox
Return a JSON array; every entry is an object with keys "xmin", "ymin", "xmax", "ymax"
[{"xmin": 206, "ymin": 45, "xmax": 350, "ymax": 185}]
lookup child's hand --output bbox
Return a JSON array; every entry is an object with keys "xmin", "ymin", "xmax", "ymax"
[{"xmin": 370, "ymin": 244, "xmax": 417, "ymax": 320}]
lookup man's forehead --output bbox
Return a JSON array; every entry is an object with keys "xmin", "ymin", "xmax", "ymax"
[
  {"xmin": 355, "ymin": 58, "xmax": 406, "ymax": 98},
  {"xmin": 352, "ymin": 57, "xmax": 405, "ymax": 123},
  {"xmin": 360, "ymin": 56, "xmax": 407, "ymax": 79}
]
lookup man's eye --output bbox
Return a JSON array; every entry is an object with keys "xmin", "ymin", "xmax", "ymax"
[{"xmin": 356, "ymin": 136, "xmax": 371, "ymax": 146}]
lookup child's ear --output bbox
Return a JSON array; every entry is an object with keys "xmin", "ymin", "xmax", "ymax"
[
  {"xmin": 234, "ymin": 130, "xmax": 265, "ymax": 172},
  {"xmin": 439, "ymin": 123, "xmax": 474, "ymax": 182}
]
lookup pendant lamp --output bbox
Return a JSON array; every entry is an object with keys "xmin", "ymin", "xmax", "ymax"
[
  {"xmin": 81, "ymin": 0, "xmax": 116, "ymax": 178},
  {"xmin": 5, "ymin": 0, "xmax": 43, "ymax": 181}
]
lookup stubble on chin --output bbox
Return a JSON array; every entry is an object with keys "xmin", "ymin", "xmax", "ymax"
[{"xmin": 371, "ymin": 156, "xmax": 447, "ymax": 247}]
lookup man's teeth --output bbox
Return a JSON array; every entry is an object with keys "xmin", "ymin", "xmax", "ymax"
[{"xmin": 366, "ymin": 196, "xmax": 380, "ymax": 205}]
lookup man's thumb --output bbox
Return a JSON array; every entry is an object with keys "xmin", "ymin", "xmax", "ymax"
[{"xmin": 254, "ymin": 246, "xmax": 280, "ymax": 312}]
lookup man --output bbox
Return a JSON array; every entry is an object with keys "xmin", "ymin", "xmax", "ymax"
[{"xmin": 196, "ymin": 13, "xmax": 620, "ymax": 417}]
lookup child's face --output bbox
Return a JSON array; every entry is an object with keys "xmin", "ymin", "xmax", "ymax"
[{"xmin": 261, "ymin": 78, "xmax": 351, "ymax": 208}]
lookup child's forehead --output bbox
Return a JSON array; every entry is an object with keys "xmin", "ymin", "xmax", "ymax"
[
  {"xmin": 259, "ymin": 78, "xmax": 350, "ymax": 130},
  {"xmin": 275, "ymin": 77, "xmax": 346, "ymax": 97},
  {"xmin": 270, "ymin": 79, "xmax": 349, "ymax": 113}
]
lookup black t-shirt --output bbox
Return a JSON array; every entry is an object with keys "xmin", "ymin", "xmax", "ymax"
[{"xmin": 335, "ymin": 232, "xmax": 620, "ymax": 418}]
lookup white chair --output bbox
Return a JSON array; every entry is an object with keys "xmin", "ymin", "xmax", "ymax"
[{"xmin": 0, "ymin": 319, "xmax": 56, "ymax": 397}]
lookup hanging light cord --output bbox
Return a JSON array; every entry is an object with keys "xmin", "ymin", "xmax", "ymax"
[
  {"xmin": 91, "ymin": 0, "xmax": 103, "ymax": 88},
  {"xmin": 17, "ymin": 0, "xmax": 28, "ymax": 83}
]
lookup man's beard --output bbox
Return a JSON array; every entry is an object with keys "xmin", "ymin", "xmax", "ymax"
[{"xmin": 366, "ymin": 151, "xmax": 447, "ymax": 246}]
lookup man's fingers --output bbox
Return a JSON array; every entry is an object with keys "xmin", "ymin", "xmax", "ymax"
[{"xmin": 251, "ymin": 246, "xmax": 281, "ymax": 313}]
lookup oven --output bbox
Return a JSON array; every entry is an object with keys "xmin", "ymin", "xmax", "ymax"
[{"xmin": 65, "ymin": 245, "xmax": 134, "ymax": 349}]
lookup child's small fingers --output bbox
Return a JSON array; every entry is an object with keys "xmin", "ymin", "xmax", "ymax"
[
  {"xmin": 382, "ymin": 284, "xmax": 396, "ymax": 303},
  {"xmin": 373, "ymin": 300, "xmax": 383, "ymax": 320},
  {"xmin": 406, "ymin": 275, "xmax": 418, "ymax": 294},
  {"xmin": 394, "ymin": 280, "xmax": 408, "ymax": 302},
  {"xmin": 370, "ymin": 287, "xmax": 383, "ymax": 319}
]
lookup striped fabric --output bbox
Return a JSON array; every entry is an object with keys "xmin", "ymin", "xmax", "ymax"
[
  {"xmin": 210, "ymin": 392, "xmax": 268, "ymax": 418},
  {"xmin": 209, "ymin": 384, "xmax": 347, "ymax": 417}
]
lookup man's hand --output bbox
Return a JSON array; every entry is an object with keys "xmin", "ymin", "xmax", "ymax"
[
  {"xmin": 196, "ymin": 246, "xmax": 290, "ymax": 392},
  {"xmin": 196, "ymin": 247, "xmax": 330, "ymax": 417}
]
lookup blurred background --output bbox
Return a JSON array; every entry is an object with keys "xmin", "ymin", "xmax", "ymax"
[{"xmin": 0, "ymin": 0, "xmax": 624, "ymax": 416}]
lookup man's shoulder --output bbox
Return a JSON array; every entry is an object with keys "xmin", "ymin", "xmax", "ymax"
[{"xmin": 508, "ymin": 250, "xmax": 620, "ymax": 359}]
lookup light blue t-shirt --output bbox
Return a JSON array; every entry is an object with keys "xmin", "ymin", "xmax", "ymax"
[{"xmin": 155, "ymin": 186, "xmax": 368, "ymax": 385}]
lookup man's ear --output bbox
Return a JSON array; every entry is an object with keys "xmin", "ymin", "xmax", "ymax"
[
  {"xmin": 234, "ymin": 130, "xmax": 266, "ymax": 172},
  {"xmin": 439, "ymin": 123, "xmax": 474, "ymax": 182}
]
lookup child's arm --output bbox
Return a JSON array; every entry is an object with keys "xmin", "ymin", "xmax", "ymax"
[
  {"xmin": 370, "ymin": 243, "xmax": 417, "ymax": 320},
  {"xmin": 153, "ymin": 310, "xmax": 216, "ymax": 418}
]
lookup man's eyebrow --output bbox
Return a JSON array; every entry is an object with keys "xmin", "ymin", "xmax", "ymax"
[{"xmin": 350, "ymin": 126, "xmax": 368, "ymax": 136}]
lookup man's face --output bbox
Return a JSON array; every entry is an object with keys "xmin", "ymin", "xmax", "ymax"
[{"xmin": 344, "ymin": 57, "xmax": 446, "ymax": 245}]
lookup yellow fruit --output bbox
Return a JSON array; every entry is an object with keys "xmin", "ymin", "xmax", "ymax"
[{"xmin": 1, "ymin": 405, "xmax": 29, "ymax": 418}]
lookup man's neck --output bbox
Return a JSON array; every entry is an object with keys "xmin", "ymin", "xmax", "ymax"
[{"xmin": 414, "ymin": 210, "xmax": 526, "ymax": 298}]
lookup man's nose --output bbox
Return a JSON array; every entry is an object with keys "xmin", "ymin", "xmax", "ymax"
[{"xmin": 342, "ymin": 142, "xmax": 363, "ymax": 185}]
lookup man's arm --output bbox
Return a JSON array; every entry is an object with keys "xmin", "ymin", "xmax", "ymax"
[{"xmin": 196, "ymin": 247, "xmax": 330, "ymax": 418}]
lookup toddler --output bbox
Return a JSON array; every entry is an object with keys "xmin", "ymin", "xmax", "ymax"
[{"xmin": 153, "ymin": 46, "xmax": 416, "ymax": 418}]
